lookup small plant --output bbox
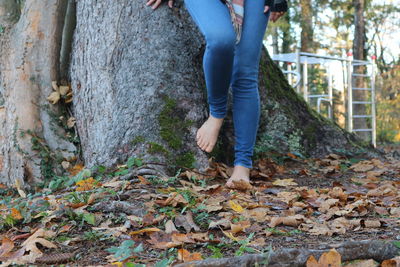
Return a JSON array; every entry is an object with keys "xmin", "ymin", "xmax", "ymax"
[
  {"xmin": 235, "ymin": 232, "xmax": 256, "ymax": 256},
  {"xmin": 106, "ymin": 240, "xmax": 143, "ymax": 262},
  {"xmin": 207, "ymin": 244, "xmax": 223, "ymax": 258}
]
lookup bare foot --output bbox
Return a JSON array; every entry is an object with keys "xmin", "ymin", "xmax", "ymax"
[
  {"xmin": 226, "ymin": 165, "xmax": 251, "ymax": 189},
  {"xmin": 196, "ymin": 114, "xmax": 224, "ymax": 153}
]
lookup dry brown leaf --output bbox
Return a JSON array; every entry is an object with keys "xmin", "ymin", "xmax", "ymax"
[
  {"xmin": 190, "ymin": 232, "xmax": 209, "ymax": 242},
  {"xmin": 381, "ymin": 256, "xmax": 400, "ymax": 267},
  {"xmin": 350, "ymin": 161, "xmax": 375, "ymax": 172},
  {"xmin": 203, "ymin": 196, "xmax": 224, "ymax": 212},
  {"xmin": 174, "ymin": 211, "xmax": 200, "ymax": 233},
  {"xmin": 208, "ymin": 218, "xmax": 230, "ymax": 229},
  {"xmin": 165, "ymin": 220, "xmax": 178, "ymax": 234},
  {"xmin": 272, "ymin": 178, "xmax": 298, "ymax": 187},
  {"xmin": 129, "ymin": 227, "xmax": 160, "ymax": 236},
  {"xmin": 59, "ymin": 85, "xmax": 70, "ymax": 96},
  {"xmin": 147, "ymin": 232, "xmax": 182, "ymax": 249},
  {"xmin": 230, "ymin": 220, "xmax": 251, "ymax": 234},
  {"xmin": 319, "ymin": 199, "xmax": 339, "ymax": 213},
  {"xmin": 171, "ymin": 233, "xmax": 195, "ymax": 244},
  {"xmin": 269, "ymin": 215, "xmax": 304, "ymax": 228},
  {"xmin": 22, "ymin": 228, "xmax": 57, "ymax": 255},
  {"xmin": 306, "ymin": 255, "xmax": 319, "ymax": 267},
  {"xmin": 277, "ymin": 191, "xmax": 300, "ymax": 204},
  {"xmin": 47, "ymin": 91, "xmax": 60, "ymax": 105},
  {"xmin": 318, "ymin": 248, "xmax": 341, "ymax": 267},
  {"xmin": 0, "ymin": 237, "xmax": 14, "ymax": 258},
  {"xmin": 177, "ymin": 248, "xmax": 202, "ymax": 262}
]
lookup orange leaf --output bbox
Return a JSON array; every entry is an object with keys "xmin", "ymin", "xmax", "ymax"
[
  {"xmin": 177, "ymin": 248, "xmax": 202, "ymax": 262},
  {"xmin": 11, "ymin": 208, "xmax": 23, "ymax": 220},
  {"xmin": 381, "ymin": 256, "xmax": 400, "ymax": 267},
  {"xmin": 318, "ymin": 249, "xmax": 341, "ymax": 267},
  {"xmin": 75, "ymin": 177, "xmax": 101, "ymax": 191},
  {"xmin": 306, "ymin": 255, "xmax": 319, "ymax": 267},
  {"xmin": 138, "ymin": 176, "xmax": 151, "ymax": 185},
  {"xmin": 129, "ymin": 227, "xmax": 160, "ymax": 236},
  {"xmin": 69, "ymin": 163, "xmax": 84, "ymax": 176}
]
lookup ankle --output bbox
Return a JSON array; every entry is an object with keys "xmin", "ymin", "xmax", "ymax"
[{"xmin": 209, "ymin": 114, "xmax": 225, "ymax": 122}]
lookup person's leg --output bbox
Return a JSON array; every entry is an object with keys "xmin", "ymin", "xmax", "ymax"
[
  {"xmin": 184, "ymin": 0, "xmax": 236, "ymax": 152},
  {"xmin": 227, "ymin": 0, "xmax": 271, "ymax": 187}
]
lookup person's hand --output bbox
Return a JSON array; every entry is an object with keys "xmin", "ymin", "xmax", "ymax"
[
  {"xmin": 264, "ymin": 6, "xmax": 286, "ymax": 22},
  {"xmin": 146, "ymin": 0, "xmax": 174, "ymax": 9}
]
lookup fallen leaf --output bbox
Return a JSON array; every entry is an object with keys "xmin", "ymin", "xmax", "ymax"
[
  {"xmin": 229, "ymin": 200, "xmax": 244, "ymax": 213},
  {"xmin": 47, "ymin": 91, "xmax": 60, "ymax": 105},
  {"xmin": 350, "ymin": 161, "xmax": 374, "ymax": 172},
  {"xmin": 230, "ymin": 220, "xmax": 251, "ymax": 234},
  {"xmin": 22, "ymin": 228, "xmax": 57, "ymax": 255},
  {"xmin": 273, "ymin": 179, "xmax": 298, "ymax": 187},
  {"xmin": 381, "ymin": 256, "xmax": 400, "ymax": 267},
  {"xmin": 208, "ymin": 218, "xmax": 230, "ymax": 229},
  {"xmin": 221, "ymin": 229, "xmax": 239, "ymax": 242},
  {"xmin": 318, "ymin": 248, "xmax": 341, "ymax": 267},
  {"xmin": 177, "ymin": 248, "xmax": 202, "ymax": 262},
  {"xmin": 11, "ymin": 208, "xmax": 23, "ymax": 220},
  {"xmin": 306, "ymin": 255, "xmax": 319, "ymax": 267},
  {"xmin": 0, "ymin": 237, "xmax": 14, "ymax": 258},
  {"xmin": 129, "ymin": 227, "xmax": 160, "ymax": 236},
  {"xmin": 165, "ymin": 220, "xmax": 178, "ymax": 234},
  {"xmin": 174, "ymin": 211, "xmax": 200, "ymax": 233}
]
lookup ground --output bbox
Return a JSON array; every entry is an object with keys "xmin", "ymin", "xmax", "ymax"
[{"xmin": 0, "ymin": 144, "xmax": 399, "ymax": 266}]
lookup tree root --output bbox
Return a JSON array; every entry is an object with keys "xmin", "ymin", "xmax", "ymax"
[{"xmin": 175, "ymin": 240, "xmax": 400, "ymax": 267}]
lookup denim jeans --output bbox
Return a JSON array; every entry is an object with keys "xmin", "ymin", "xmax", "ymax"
[{"xmin": 184, "ymin": 0, "xmax": 270, "ymax": 169}]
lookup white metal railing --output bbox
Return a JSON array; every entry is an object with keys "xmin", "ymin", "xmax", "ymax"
[{"xmin": 271, "ymin": 48, "xmax": 376, "ymax": 147}]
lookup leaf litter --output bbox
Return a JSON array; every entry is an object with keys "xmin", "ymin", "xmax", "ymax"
[{"xmin": 0, "ymin": 150, "xmax": 399, "ymax": 266}]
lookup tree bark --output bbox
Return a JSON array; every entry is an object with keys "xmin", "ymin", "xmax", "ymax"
[
  {"xmin": 70, "ymin": 0, "xmax": 381, "ymax": 178},
  {"xmin": 300, "ymin": 0, "xmax": 314, "ymax": 53},
  {"xmin": 352, "ymin": 0, "xmax": 369, "ymax": 141},
  {"xmin": 0, "ymin": 0, "xmax": 76, "ymax": 187}
]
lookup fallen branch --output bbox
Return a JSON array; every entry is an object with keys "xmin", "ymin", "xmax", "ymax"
[{"xmin": 175, "ymin": 240, "xmax": 400, "ymax": 267}]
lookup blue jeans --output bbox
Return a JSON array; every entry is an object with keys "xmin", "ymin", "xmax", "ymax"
[{"xmin": 184, "ymin": 0, "xmax": 270, "ymax": 169}]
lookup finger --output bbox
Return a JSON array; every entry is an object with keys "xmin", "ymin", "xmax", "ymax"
[
  {"xmin": 146, "ymin": 0, "xmax": 156, "ymax": 6},
  {"xmin": 264, "ymin": 5, "xmax": 269, "ymax": 13},
  {"xmin": 168, "ymin": 0, "xmax": 173, "ymax": 8},
  {"xmin": 152, "ymin": 0, "xmax": 162, "ymax": 9}
]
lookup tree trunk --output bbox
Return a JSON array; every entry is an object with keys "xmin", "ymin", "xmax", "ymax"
[
  {"xmin": 0, "ymin": 0, "xmax": 76, "ymax": 187},
  {"xmin": 70, "ymin": 0, "xmax": 380, "ymax": 178},
  {"xmin": 300, "ymin": 0, "xmax": 314, "ymax": 53},
  {"xmin": 352, "ymin": 0, "xmax": 369, "ymax": 141}
]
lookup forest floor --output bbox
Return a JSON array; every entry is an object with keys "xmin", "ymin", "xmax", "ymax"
[{"xmin": 0, "ymin": 144, "xmax": 399, "ymax": 266}]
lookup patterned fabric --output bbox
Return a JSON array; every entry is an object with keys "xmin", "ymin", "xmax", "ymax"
[
  {"xmin": 224, "ymin": 0, "xmax": 245, "ymax": 44},
  {"xmin": 223, "ymin": 0, "xmax": 288, "ymax": 44}
]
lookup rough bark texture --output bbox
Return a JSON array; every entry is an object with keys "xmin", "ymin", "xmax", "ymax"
[
  {"xmin": 0, "ymin": 0, "xmax": 76, "ymax": 186},
  {"xmin": 175, "ymin": 240, "xmax": 400, "ymax": 267},
  {"xmin": 352, "ymin": 0, "xmax": 369, "ymax": 141},
  {"xmin": 70, "ymin": 0, "xmax": 381, "ymax": 177},
  {"xmin": 70, "ymin": 0, "xmax": 209, "ymax": 175}
]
